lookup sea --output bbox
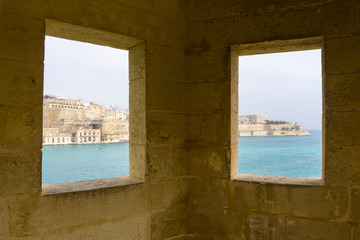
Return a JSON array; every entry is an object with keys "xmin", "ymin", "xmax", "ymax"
[{"xmin": 42, "ymin": 131, "xmax": 322, "ymax": 184}]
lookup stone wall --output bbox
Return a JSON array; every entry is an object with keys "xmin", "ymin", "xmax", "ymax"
[
  {"xmin": 1, "ymin": 0, "xmax": 360, "ymax": 239},
  {"xmin": 185, "ymin": 0, "xmax": 360, "ymax": 239},
  {"xmin": 0, "ymin": 0, "xmax": 186, "ymax": 239}
]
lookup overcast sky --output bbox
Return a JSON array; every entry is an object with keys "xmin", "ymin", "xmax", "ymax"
[
  {"xmin": 44, "ymin": 37, "xmax": 321, "ymax": 130},
  {"xmin": 44, "ymin": 36, "xmax": 129, "ymax": 109},
  {"xmin": 239, "ymin": 49, "xmax": 322, "ymax": 130}
]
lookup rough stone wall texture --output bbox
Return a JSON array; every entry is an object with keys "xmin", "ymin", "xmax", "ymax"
[
  {"xmin": 1, "ymin": 0, "xmax": 360, "ymax": 239},
  {"xmin": 185, "ymin": 0, "xmax": 360, "ymax": 239},
  {"xmin": 0, "ymin": 0, "xmax": 187, "ymax": 239}
]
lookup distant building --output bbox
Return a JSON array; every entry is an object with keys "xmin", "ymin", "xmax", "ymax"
[
  {"xmin": 238, "ymin": 115, "xmax": 309, "ymax": 137},
  {"xmin": 42, "ymin": 96, "xmax": 129, "ymax": 145},
  {"xmin": 239, "ymin": 115, "xmax": 267, "ymax": 124},
  {"xmin": 43, "ymin": 128, "xmax": 72, "ymax": 145}
]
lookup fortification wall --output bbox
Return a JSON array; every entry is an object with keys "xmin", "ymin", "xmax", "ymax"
[
  {"xmin": 0, "ymin": 1, "xmax": 186, "ymax": 239},
  {"xmin": 186, "ymin": 0, "xmax": 360, "ymax": 239}
]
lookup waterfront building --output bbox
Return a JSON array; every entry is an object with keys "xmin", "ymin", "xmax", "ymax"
[
  {"xmin": 73, "ymin": 129, "xmax": 101, "ymax": 143},
  {"xmin": 42, "ymin": 96, "xmax": 129, "ymax": 144}
]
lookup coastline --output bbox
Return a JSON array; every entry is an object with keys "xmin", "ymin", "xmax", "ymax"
[{"xmin": 43, "ymin": 140, "xmax": 129, "ymax": 146}]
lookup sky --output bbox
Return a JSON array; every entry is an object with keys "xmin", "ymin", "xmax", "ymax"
[
  {"xmin": 239, "ymin": 49, "xmax": 322, "ymax": 130},
  {"xmin": 44, "ymin": 36, "xmax": 129, "ymax": 109},
  {"xmin": 44, "ymin": 37, "xmax": 322, "ymax": 130}
]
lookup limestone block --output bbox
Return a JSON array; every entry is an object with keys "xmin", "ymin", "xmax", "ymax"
[
  {"xmin": 169, "ymin": 147, "xmax": 187, "ymax": 177},
  {"xmin": 325, "ymin": 36, "xmax": 360, "ymax": 74},
  {"xmin": 129, "ymin": 111, "xmax": 146, "ymax": 145},
  {"xmin": 3, "ymin": 0, "xmax": 185, "ymax": 20},
  {"xmin": 186, "ymin": 113, "xmax": 230, "ymax": 145},
  {"xmin": 187, "ymin": 178, "xmax": 229, "ymax": 209},
  {"xmin": 229, "ymin": 181, "xmax": 348, "ymax": 221},
  {"xmin": 353, "ymin": 225, "xmax": 360, "ymax": 240},
  {"xmin": 350, "ymin": 188, "xmax": 360, "ymax": 223},
  {"xmin": 246, "ymin": 212, "xmax": 286, "ymax": 240},
  {"xmin": 146, "ymin": 146, "xmax": 186, "ymax": 179},
  {"xmin": 186, "ymin": 146, "xmax": 231, "ymax": 179},
  {"xmin": 185, "ymin": 20, "xmax": 207, "ymax": 50},
  {"xmin": 186, "ymin": 207, "xmax": 246, "ymax": 239},
  {"xmin": 0, "ymin": 106, "xmax": 42, "ymax": 151},
  {"xmin": 231, "ymin": 111, "xmax": 238, "ymax": 144},
  {"xmin": 188, "ymin": 1, "xmax": 353, "ymax": 49},
  {"xmin": 42, "ymin": 215, "xmax": 149, "ymax": 240},
  {"xmin": 185, "ymin": 81, "xmax": 230, "ymax": 113},
  {"xmin": 8, "ymin": 195, "xmax": 40, "ymax": 237},
  {"xmin": 229, "ymin": 181, "xmax": 287, "ymax": 215},
  {"xmin": 0, "ymin": 197, "xmax": 9, "ymax": 239},
  {"xmin": 201, "ymin": 113, "xmax": 230, "ymax": 145},
  {"xmin": 129, "ymin": 42, "xmax": 146, "ymax": 81},
  {"xmin": 325, "ymin": 110, "xmax": 360, "ymax": 149},
  {"xmin": 325, "ymin": 149, "xmax": 360, "ymax": 186},
  {"xmin": 0, "ymin": 152, "xmax": 41, "ymax": 196},
  {"xmin": 186, "ymin": 0, "xmax": 339, "ymax": 22},
  {"xmin": 129, "ymin": 143, "xmax": 146, "ymax": 179},
  {"xmin": 147, "ymin": 79, "xmax": 186, "ymax": 112},
  {"xmin": 45, "ymin": 0, "xmax": 171, "ymax": 47},
  {"xmin": 39, "ymin": 183, "xmax": 150, "ymax": 233},
  {"xmin": 146, "ymin": 44, "xmax": 185, "ymax": 81},
  {"xmin": 170, "ymin": 18, "xmax": 187, "ymax": 50},
  {"xmin": 0, "ymin": 0, "xmax": 46, "ymax": 18},
  {"xmin": 150, "ymin": 209, "xmax": 186, "ymax": 240},
  {"xmin": 284, "ymin": 186, "xmax": 348, "ymax": 220},
  {"xmin": 0, "ymin": 12, "xmax": 44, "ymax": 61},
  {"xmin": 186, "ymin": 48, "xmax": 230, "ymax": 83},
  {"xmin": 325, "ymin": 73, "xmax": 360, "ymax": 111},
  {"xmin": 165, "ymin": 178, "xmax": 187, "ymax": 208},
  {"xmin": 0, "ymin": 59, "xmax": 43, "ymax": 107},
  {"xmin": 147, "ymin": 112, "xmax": 186, "ymax": 145},
  {"xmin": 129, "ymin": 78, "xmax": 146, "ymax": 112},
  {"xmin": 230, "ymin": 143, "xmax": 238, "ymax": 178},
  {"xmin": 147, "ymin": 145, "xmax": 172, "ymax": 179},
  {"xmin": 147, "ymin": 181, "xmax": 165, "ymax": 211},
  {"xmin": 286, "ymin": 218, "xmax": 351, "ymax": 240},
  {"xmin": 185, "ymin": 113, "xmax": 204, "ymax": 144}
]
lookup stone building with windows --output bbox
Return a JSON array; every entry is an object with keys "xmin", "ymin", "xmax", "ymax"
[
  {"xmin": 43, "ymin": 128, "xmax": 72, "ymax": 145},
  {"xmin": 73, "ymin": 129, "xmax": 101, "ymax": 144}
]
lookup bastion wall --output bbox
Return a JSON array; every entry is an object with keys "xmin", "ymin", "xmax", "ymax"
[{"xmin": 1, "ymin": 0, "xmax": 360, "ymax": 239}]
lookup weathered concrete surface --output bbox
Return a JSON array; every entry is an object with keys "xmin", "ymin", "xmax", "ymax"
[{"xmin": 1, "ymin": 0, "xmax": 360, "ymax": 239}]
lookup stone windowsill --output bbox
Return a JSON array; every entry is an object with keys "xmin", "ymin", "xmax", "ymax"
[
  {"xmin": 233, "ymin": 174, "xmax": 324, "ymax": 186},
  {"xmin": 41, "ymin": 176, "xmax": 144, "ymax": 196}
]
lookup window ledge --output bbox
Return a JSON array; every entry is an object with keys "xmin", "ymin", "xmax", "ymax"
[
  {"xmin": 41, "ymin": 176, "xmax": 144, "ymax": 196},
  {"xmin": 233, "ymin": 174, "xmax": 323, "ymax": 186}
]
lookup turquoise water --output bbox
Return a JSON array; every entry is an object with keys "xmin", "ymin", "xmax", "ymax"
[
  {"xmin": 42, "ymin": 143, "xmax": 129, "ymax": 184},
  {"xmin": 238, "ymin": 131, "xmax": 322, "ymax": 178},
  {"xmin": 42, "ymin": 131, "xmax": 322, "ymax": 184}
]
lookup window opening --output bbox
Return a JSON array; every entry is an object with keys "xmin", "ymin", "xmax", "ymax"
[
  {"xmin": 238, "ymin": 49, "xmax": 322, "ymax": 178},
  {"xmin": 42, "ymin": 36, "xmax": 130, "ymax": 184}
]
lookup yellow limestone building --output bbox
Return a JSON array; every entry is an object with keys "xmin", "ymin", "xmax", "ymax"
[{"xmin": 1, "ymin": 1, "xmax": 360, "ymax": 239}]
